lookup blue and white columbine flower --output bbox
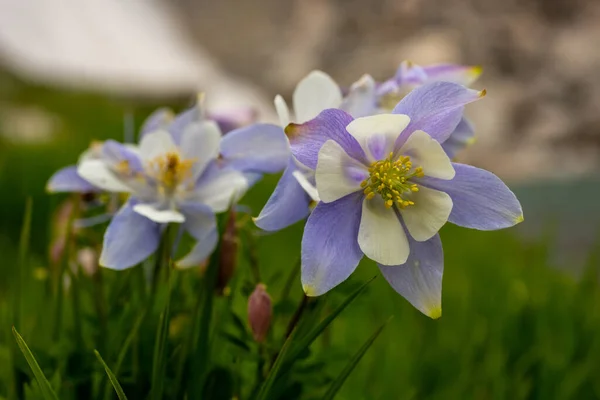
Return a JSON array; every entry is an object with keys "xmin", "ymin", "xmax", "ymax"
[
  {"xmin": 287, "ymin": 81, "xmax": 522, "ymax": 318},
  {"xmin": 77, "ymin": 113, "xmax": 288, "ymax": 270}
]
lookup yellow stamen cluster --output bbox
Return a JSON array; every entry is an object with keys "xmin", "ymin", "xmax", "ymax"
[
  {"xmin": 149, "ymin": 152, "xmax": 195, "ymax": 193},
  {"xmin": 360, "ymin": 152, "xmax": 424, "ymax": 209}
]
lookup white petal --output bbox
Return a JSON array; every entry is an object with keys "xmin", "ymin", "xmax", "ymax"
[
  {"xmin": 274, "ymin": 95, "xmax": 291, "ymax": 127},
  {"xmin": 77, "ymin": 160, "xmax": 132, "ymax": 192},
  {"xmin": 315, "ymin": 140, "xmax": 366, "ymax": 203},
  {"xmin": 180, "ymin": 120, "xmax": 222, "ymax": 179},
  {"xmin": 358, "ymin": 197, "xmax": 410, "ymax": 265},
  {"xmin": 345, "ymin": 114, "xmax": 410, "ymax": 161},
  {"xmin": 293, "ymin": 70, "xmax": 342, "ymax": 123},
  {"xmin": 341, "ymin": 74, "xmax": 378, "ymax": 118},
  {"xmin": 139, "ymin": 130, "xmax": 178, "ymax": 163},
  {"xmin": 400, "ymin": 186, "xmax": 452, "ymax": 241},
  {"xmin": 292, "ymin": 170, "xmax": 320, "ymax": 202},
  {"xmin": 196, "ymin": 170, "xmax": 249, "ymax": 213},
  {"xmin": 133, "ymin": 203, "xmax": 185, "ymax": 223},
  {"xmin": 399, "ymin": 130, "xmax": 455, "ymax": 179}
]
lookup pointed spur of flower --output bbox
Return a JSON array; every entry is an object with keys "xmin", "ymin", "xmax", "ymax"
[{"xmin": 294, "ymin": 82, "xmax": 522, "ymax": 318}]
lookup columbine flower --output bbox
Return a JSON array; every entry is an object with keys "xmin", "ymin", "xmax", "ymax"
[
  {"xmin": 288, "ymin": 82, "xmax": 523, "ymax": 319},
  {"xmin": 343, "ymin": 61, "xmax": 483, "ymax": 158},
  {"xmin": 254, "ymin": 70, "xmax": 375, "ymax": 231},
  {"xmin": 77, "ymin": 108, "xmax": 288, "ymax": 270}
]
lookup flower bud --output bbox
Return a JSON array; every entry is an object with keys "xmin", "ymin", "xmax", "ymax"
[
  {"xmin": 248, "ymin": 284, "xmax": 272, "ymax": 343},
  {"xmin": 217, "ymin": 208, "xmax": 238, "ymax": 294},
  {"xmin": 77, "ymin": 247, "xmax": 99, "ymax": 277}
]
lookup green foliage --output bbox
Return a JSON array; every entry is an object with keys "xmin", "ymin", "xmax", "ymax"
[{"xmin": 1, "ymin": 78, "xmax": 600, "ymax": 399}]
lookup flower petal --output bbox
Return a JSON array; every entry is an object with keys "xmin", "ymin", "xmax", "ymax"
[
  {"xmin": 379, "ymin": 233, "xmax": 443, "ymax": 319},
  {"xmin": 421, "ymin": 64, "xmax": 482, "ymax": 86},
  {"xmin": 400, "ymin": 130, "xmax": 455, "ymax": 180},
  {"xmin": 286, "ymin": 109, "xmax": 366, "ymax": 169},
  {"xmin": 441, "ymin": 117, "xmax": 475, "ymax": 158},
  {"xmin": 346, "ymin": 114, "xmax": 411, "ymax": 162},
  {"xmin": 421, "ymin": 163, "xmax": 523, "ymax": 230},
  {"xmin": 180, "ymin": 120, "xmax": 222, "ymax": 179},
  {"xmin": 302, "ymin": 192, "xmax": 364, "ymax": 296},
  {"xmin": 254, "ymin": 158, "xmax": 312, "ymax": 231},
  {"xmin": 47, "ymin": 165, "xmax": 99, "ymax": 193},
  {"xmin": 176, "ymin": 228, "xmax": 218, "ymax": 268},
  {"xmin": 315, "ymin": 139, "xmax": 366, "ymax": 203},
  {"xmin": 341, "ymin": 74, "xmax": 378, "ymax": 118},
  {"xmin": 194, "ymin": 165, "xmax": 249, "ymax": 213},
  {"xmin": 100, "ymin": 200, "xmax": 161, "ymax": 270},
  {"xmin": 293, "ymin": 70, "xmax": 343, "ymax": 123},
  {"xmin": 133, "ymin": 203, "xmax": 185, "ymax": 224},
  {"xmin": 392, "ymin": 81, "xmax": 485, "ymax": 145},
  {"xmin": 274, "ymin": 95, "xmax": 291, "ymax": 127},
  {"xmin": 102, "ymin": 140, "xmax": 144, "ymax": 172},
  {"xmin": 399, "ymin": 186, "xmax": 452, "ymax": 242},
  {"xmin": 139, "ymin": 130, "xmax": 178, "ymax": 163},
  {"xmin": 176, "ymin": 203, "xmax": 218, "ymax": 268},
  {"xmin": 292, "ymin": 169, "xmax": 319, "ymax": 202},
  {"xmin": 358, "ymin": 196, "xmax": 410, "ymax": 266},
  {"xmin": 77, "ymin": 160, "xmax": 132, "ymax": 193},
  {"xmin": 168, "ymin": 105, "xmax": 202, "ymax": 144},
  {"xmin": 139, "ymin": 108, "xmax": 174, "ymax": 139},
  {"xmin": 220, "ymin": 123, "xmax": 289, "ymax": 174}
]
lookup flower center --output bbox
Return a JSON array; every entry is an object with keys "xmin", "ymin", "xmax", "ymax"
[
  {"xmin": 360, "ymin": 152, "xmax": 424, "ymax": 209},
  {"xmin": 149, "ymin": 152, "xmax": 195, "ymax": 193}
]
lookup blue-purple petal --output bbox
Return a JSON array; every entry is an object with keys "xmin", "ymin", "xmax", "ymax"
[
  {"xmin": 220, "ymin": 123, "xmax": 289, "ymax": 174},
  {"xmin": 441, "ymin": 117, "xmax": 475, "ymax": 158},
  {"xmin": 420, "ymin": 64, "xmax": 482, "ymax": 86},
  {"xmin": 286, "ymin": 109, "xmax": 366, "ymax": 170},
  {"xmin": 254, "ymin": 158, "xmax": 312, "ymax": 231},
  {"xmin": 139, "ymin": 108, "xmax": 173, "ymax": 139},
  {"xmin": 102, "ymin": 140, "xmax": 144, "ymax": 172},
  {"xmin": 379, "ymin": 233, "xmax": 443, "ymax": 319},
  {"xmin": 421, "ymin": 163, "xmax": 523, "ymax": 230},
  {"xmin": 100, "ymin": 200, "xmax": 161, "ymax": 270},
  {"xmin": 47, "ymin": 165, "xmax": 99, "ymax": 193},
  {"xmin": 177, "ymin": 202, "xmax": 218, "ymax": 267},
  {"xmin": 392, "ymin": 82, "xmax": 484, "ymax": 146},
  {"xmin": 168, "ymin": 106, "xmax": 201, "ymax": 144},
  {"xmin": 301, "ymin": 192, "xmax": 364, "ymax": 296}
]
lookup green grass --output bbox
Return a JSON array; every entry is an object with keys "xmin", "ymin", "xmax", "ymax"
[{"xmin": 1, "ymin": 74, "xmax": 600, "ymax": 399}]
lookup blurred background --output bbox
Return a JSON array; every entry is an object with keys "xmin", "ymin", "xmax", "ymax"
[{"xmin": 1, "ymin": 0, "xmax": 600, "ymax": 398}]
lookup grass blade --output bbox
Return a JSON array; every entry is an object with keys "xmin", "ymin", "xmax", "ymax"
[
  {"xmin": 102, "ymin": 311, "xmax": 146, "ymax": 400},
  {"xmin": 321, "ymin": 318, "xmax": 391, "ymax": 400},
  {"xmin": 284, "ymin": 276, "xmax": 376, "ymax": 368},
  {"xmin": 94, "ymin": 350, "xmax": 128, "ymax": 400},
  {"xmin": 12, "ymin": 327, "xmax": 59, "ymax": 400},
  {"xmin": 257, "ymin": 276, "xmax": 376, "ymax": 400},
  {"xmin": 150, "ymin": 273, "xmax": 172, "ymax": 400}
]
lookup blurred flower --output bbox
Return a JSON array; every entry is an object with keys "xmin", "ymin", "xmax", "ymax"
[
  {"xmin": 255, "ymin": 70, "xmax": 371, "ymax": 231},
  {"xmin": 291, "ymin": 82, "xmax": 523, "ymax": 319},
  {"xmin": 76, "ymin": 100, "xmax": 287, "ymax": 270},
  {"xmin": 348, "ymin": 61, "xmax": 483, "ymax": 158},
  {"xmin": 248, "ymin": 283, "xmax": 272, "ymax": 343}
]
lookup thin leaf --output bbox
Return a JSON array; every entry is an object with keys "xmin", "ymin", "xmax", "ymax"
[
  {"xmin": 150, "ymin": 273, "xmax": 172, "ymax": 400},
  {"xmin": 284, "ymin": 277, "xmax": 376, "ymax": 369},
  {"xmin": 255, "ymin": 329, "xmax": 296, "ymax": 400},
  {"xmin": 12, "ymin": 327, "xmax": 59, "ymax": 400},
  {"xmin": 321, "ymin": 318, "xmax": 391, "ymax": 400},
  {"xmin": 102, "ymin": 311, "xmax": 146, "ymax": 400},
  {"xmin": 94, "ymin": 350, "xmax": 128, "ymax": 400},
  {"xmin": 258, "ymin": 277, "xmax": 376, "ymax": 400}
]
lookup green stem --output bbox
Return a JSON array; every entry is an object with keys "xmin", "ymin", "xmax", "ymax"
[{"xmin": 53, "ymin": 195, "xmax": 80, "ymax": 341}]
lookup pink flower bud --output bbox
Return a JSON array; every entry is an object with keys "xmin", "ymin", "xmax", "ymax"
[{"xmin": 248, "ymin": 284, "xmax": 272, "ymax": 343}]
